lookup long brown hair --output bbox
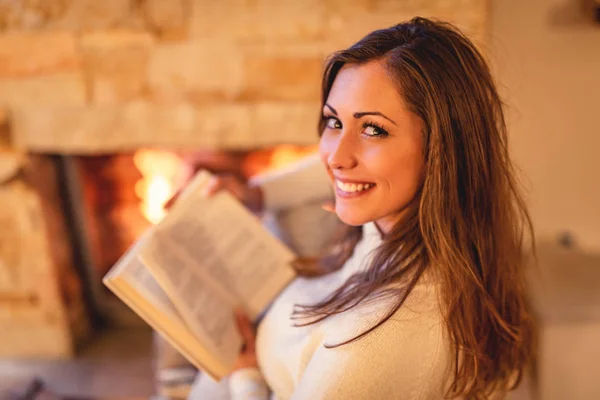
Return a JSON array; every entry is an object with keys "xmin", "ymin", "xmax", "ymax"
[{"xmin": 292, "ymin": 17, "xmax": 535, "ymax": 399}]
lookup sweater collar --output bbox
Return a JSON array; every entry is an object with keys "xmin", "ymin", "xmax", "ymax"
[
  {"xmin": 363, "ymin": 221, "xmax": 384, "ymax": 243},
  {"xmin": 337, "ymin": 222, "xmax": 383, "ymax": 278}
]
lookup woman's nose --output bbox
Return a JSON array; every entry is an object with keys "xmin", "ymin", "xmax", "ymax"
[{"xmin": 326, "ymin": 132, "xmax": 358, "ymax": 170}]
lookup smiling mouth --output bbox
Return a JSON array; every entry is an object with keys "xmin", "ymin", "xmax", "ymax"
[{"xmin": 335, "ymin": 180, "xmax": 376, "ymax": 197}]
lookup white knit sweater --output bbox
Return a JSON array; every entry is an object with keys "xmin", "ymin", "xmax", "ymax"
[{"xmin": 188, "ymin": 155, "xmax": 453, "ymax": 400}]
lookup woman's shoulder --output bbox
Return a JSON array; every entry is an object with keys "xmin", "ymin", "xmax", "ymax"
[
  {"xmin": 313, "ymin": 278, "xmax": 453, "ymax": 399},
  {"xmin": 321, "ymin": 276, "xmax": 445, "ymax": 347}
]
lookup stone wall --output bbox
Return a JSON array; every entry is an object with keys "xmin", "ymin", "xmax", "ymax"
[
  {"xmin": 0, "ymin": 154, "xmax": 89, "ymax": 358},
  {"xmin": 0, "ymin": 0, "xmax": 489, "ymax": 153}
]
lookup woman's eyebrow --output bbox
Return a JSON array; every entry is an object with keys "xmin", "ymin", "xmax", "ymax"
[
  {"xmin": 353, "ymin": 111, "xmax": 397, "ymax": 126},
  {"xmin": 324, "ymin": 103, "xmax": 338, "ymax": 115},
  {"xmin": 324, "ymin": 103, "xmax": 397, "ymax": 126}
]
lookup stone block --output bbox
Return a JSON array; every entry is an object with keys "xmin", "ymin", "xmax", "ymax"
[
  {"xmin": 322, "ymin": 0, "xmax": 488, "ymax": 49},
  {"xmin": 0, "ymin": 0, "xmax": 69, "ymax": 31},
  {"xmin": 11, "ymin": 101, "xmax": 319, "ymax": 152},
  {"xmin": 241, "ymin": 50, "xmax": 324, "ymax": 101},
  {"xmin": 81, "ymin": 30, "xmax": 154, "ymax": 103},
  {"xmin": 247, "ymin": 102, "xmax": 321, "ymax": 147},
  {"xmin": 138, "ymin": 0, "xmax": 190, "ymax": 39},
  {"xmin": 0, "ymin": 32, "xmax": 80, "ymax": 78},
  {"xmin": 0, "ymin": 0, "xmax": 146, "ymax": 32},
  {"xmin": 148, "ymin": 40, "xmax": 244, "ymax": 102},
  {"xmin": 0, "ymin": 310, "xmax": 73, "ymax": 358},
  {"xmin": 0, "ymin": 155, "xmax": 90, "ymax": 358},
  {"xmin": 191, "ymin": 0, "xmax": 326, "ymax": 43},
  {"xmin": 0, "ymin": 146, "xmax": 24, "ymax": 183},
  {"xmin": 0, "ymin": 107, "xmax": 9, "ymax": 146},
  {"xmin": 0, "ymin": 72, "xmax": 86, "ymax": 107},
  {"xmin": 11, "ymin": 102, "xmax": 223, "ymax": 151},
  {"xmin": 0, "ymin": 180, "xmax": 68, "ymax": 317}
]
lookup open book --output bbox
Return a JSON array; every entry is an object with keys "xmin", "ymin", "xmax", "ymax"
[{"xmin": 103, "ymin": 170, "xmax": 297, "ymax": 380}]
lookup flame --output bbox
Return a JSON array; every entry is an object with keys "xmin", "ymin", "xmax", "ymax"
[
  {"xmin": 132, "ymin": 145, "xmax": 317, "ymax": 224},
  {"xmin": 269, "ymin": 144, "xmax": 319, "ymax": 170},
  {"xmin": 133, "ymin": 149, "xmax": 189, "ymax": 224}
]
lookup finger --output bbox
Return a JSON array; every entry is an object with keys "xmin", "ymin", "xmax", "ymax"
[
  {"xmin": 213, "ymin": 175, "xmax": 248, "ymax": 202},
  {"xmin": 164, "ymin": 189, "xmax": 181, "ymax": 209},
  {"xmin": 201, "ymin": 177, "xmax": 223, "ymax": 197},
  {"xmin": 321, "ymin": 200, "xmax": 336, "ymax": 213},
  {"xmin": 234, "ymin": 310, "xmax": 256, "ymax": 351}
]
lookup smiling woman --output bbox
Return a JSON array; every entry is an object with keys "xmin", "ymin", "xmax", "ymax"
[
  {"xmin": 319, "ymin": 61, "xmax": 426, "ymax": 233},
  {"xmin": 189, "ymin": 17, "xmax": 534, "ymax": 400}
]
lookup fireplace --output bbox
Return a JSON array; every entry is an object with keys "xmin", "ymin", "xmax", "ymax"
[{"xmin": 58, "ymin": 145, "xmax": 318, "ymax": 328}]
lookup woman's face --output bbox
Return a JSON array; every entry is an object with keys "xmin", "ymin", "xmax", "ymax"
[{"xmin": 319, "ymin": 61, "xmax": 425, "ymax": 234}]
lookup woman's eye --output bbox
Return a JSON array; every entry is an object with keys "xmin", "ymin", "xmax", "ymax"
[
  {"xmin": 363, "ymin": 124, "xmax": 388, "ymax": 137},
  {"xmin": 325, "ymin": 117, "xmax": 342, "ymax": 129}
]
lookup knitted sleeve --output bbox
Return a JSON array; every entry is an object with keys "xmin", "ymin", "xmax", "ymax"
[{"xmin": 229, "ymin": 367, "xmax": 270, "ymax": 400}]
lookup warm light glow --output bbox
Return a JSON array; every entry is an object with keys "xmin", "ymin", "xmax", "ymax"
[
  {"xmin": 242, "ymin": 144, "xmax": 319, "ymax": 177},
  {"xmin": 270, "ymin": 145, "xmax": 318, "ymax": 170},
  {"xmin": 133, "ymin": 150, "xmax": 190, "ymax": 224}
]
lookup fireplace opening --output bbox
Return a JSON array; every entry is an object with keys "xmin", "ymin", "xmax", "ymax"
[{"xmin": 62, "ymin": 145, "xmax": 318, "ymax": 328}]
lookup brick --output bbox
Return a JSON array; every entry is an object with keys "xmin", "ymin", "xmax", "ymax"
[
  {"xmin": 0, "ymin": 32, "xmax": 80, "ymax": 78},
  {"xmin": 148, "ymin": 41, "xmax": 244, "ymax": 102},
  {"xmin": 81, "ymin": 30, "xmax": 154, "ymax": 103},
  {"xmin": 0, "ymin": 73, "xmax": 86, "ymax": 107}
]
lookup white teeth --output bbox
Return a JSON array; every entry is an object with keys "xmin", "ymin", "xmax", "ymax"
[{"xmin": 335, "ymin": 180, "xmax": 373, "ymax": 193}]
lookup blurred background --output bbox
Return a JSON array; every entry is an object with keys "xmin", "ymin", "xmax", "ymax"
[{"xmin": 0, "ymin": 0, "xmax": 598, "ymax": 399}]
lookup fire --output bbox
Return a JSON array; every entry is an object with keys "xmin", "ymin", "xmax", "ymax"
[
  {"xmin": 133, "ymin": 149, "xmax": 191, "ymax": 224},
  {"xmin": 132, "ymin": 145, "xmax": 317, "ymax": 224}
]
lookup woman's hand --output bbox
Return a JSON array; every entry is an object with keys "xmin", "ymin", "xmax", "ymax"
[
  {"xmin": 165, "ymin": 174, "xmax": 264, "ymax": 213},
  {"xmin": 232, "ymin": 309, "xmax": 259, "ymax": 371},
  {"xmin": 203, "ymin": 175, "xmax": 264, "ymax": 213}
]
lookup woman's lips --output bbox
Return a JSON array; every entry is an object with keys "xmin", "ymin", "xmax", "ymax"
[{"xmin": 335, "ymin": 179, "xmax": 376, "ymax": 198}]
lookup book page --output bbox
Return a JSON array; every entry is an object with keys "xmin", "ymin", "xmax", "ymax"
[
  {"xmin": 104, "ymin": 232, "xmax": 179, "ymax": 320},
  {"xmin": 123, "ymin": 253, "xmax": 180, "ymax": 319},
  {"xmin": 103, "ymin": 232, "xmax": 232, "ymax": 379},
  {"xmin": 141, "ymin": 232, "xmax": 242, "ymax": 368},
  {"xmin": 152, "ymin": 170, "xmax": 297, "ymax": 320}
]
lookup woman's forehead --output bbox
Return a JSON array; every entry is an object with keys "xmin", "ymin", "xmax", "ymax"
[{"xmin": 326, "ymin": 62, "xmax": 406, "ymax": 113}]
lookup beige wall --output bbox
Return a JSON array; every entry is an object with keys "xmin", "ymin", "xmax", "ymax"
[{"xmin": 490, "ymin": 0, "xmax": 600, "ymax": 252}]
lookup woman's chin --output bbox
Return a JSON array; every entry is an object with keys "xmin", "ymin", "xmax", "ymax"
[{"xmin": 335, "ymin": 207, "xmax": 370, "ymax": 227}]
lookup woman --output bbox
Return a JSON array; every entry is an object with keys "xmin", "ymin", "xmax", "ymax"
[{"xmin": 191, "ymin": 17, "xmax": 534, "ymax": 399}]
